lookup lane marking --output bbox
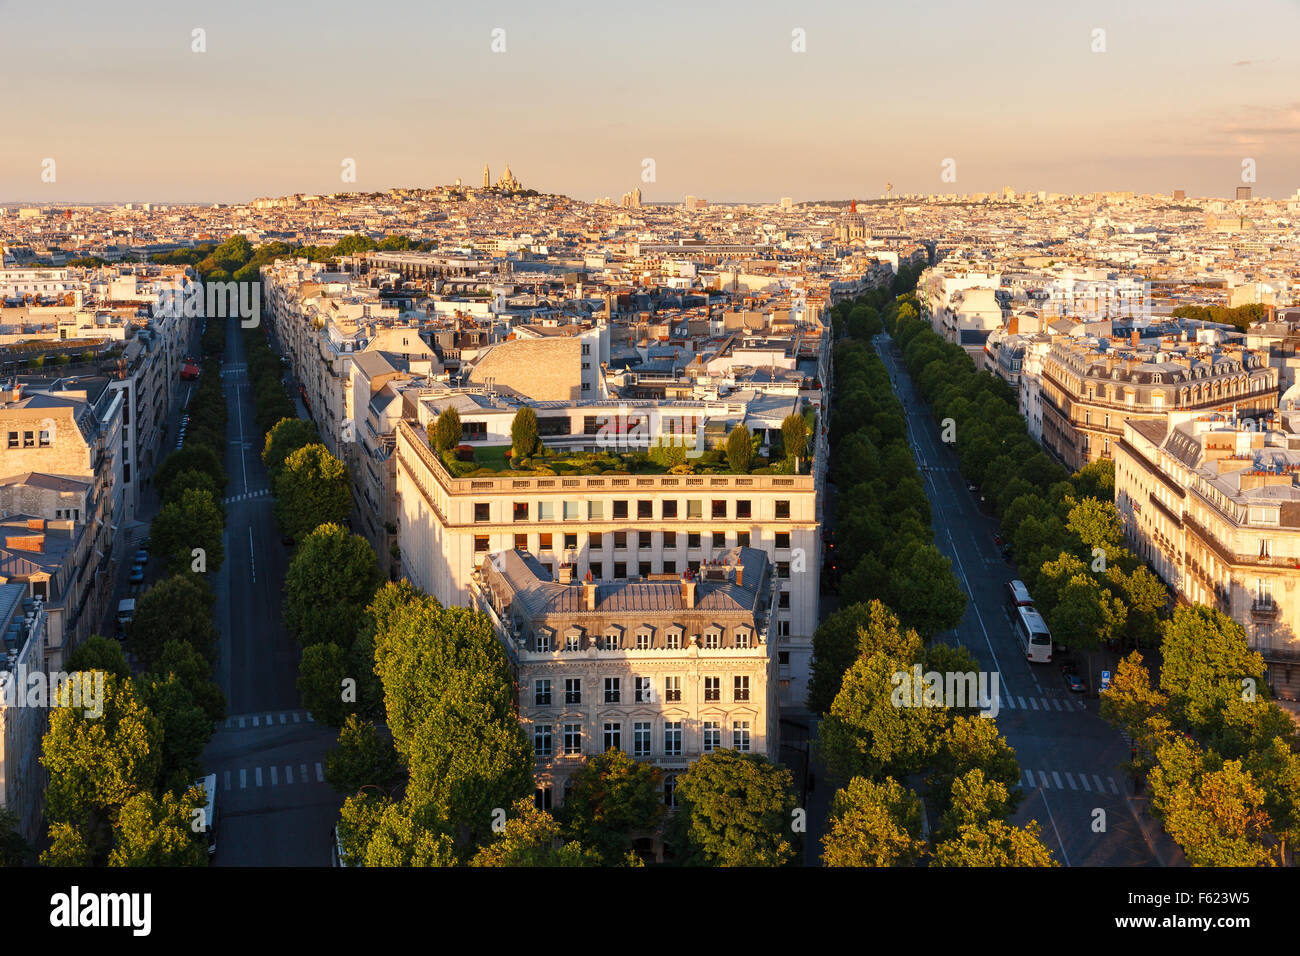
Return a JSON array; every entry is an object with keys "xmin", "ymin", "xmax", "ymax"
[
  {"xmin": 1039, "ymin": 788, "xmax": 1071, "ymax": 867},
  {"xmin": 240, "ymin": 769, "xmax": 247, "ymax": 789},
  {"xmin": 1080, "ymin": 775, "xmax": 1092, "ymax": 792},
  {"xmin": 250, "ymin": 527, "xmax": 256, "ymax": 583},
  {"xmin": 1065, "ymin": 772, "xmax": 1078, "ymax": 790},
  {"xmin": 255, "ymin": 767, "xmax": 263, "ymax": 787},
  {"xmin": 286, "ymin": 765, "xmax": 294, "ymax": 784},
  {"xmin": 315, "ymin": 762, "xmax": 325, "ymax": 782},
  {"xmin": 1052, "ymin": 771, "xmax": 1063, "ymax": 789},
  {"xmin": 270, "ymin": 765, "xmax": 278, "ymax": 787}
]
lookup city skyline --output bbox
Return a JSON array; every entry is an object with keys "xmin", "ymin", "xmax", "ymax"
[{"xmin": 3, "ymin": 0, "xmax": 1300, "ymax": 203}]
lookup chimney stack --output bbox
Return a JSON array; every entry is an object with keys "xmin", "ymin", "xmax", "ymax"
[
  {"xmin": 1130, "ymin": 329, "xmax": 1139, "ymax": 347},
  {"xmin": 582, "ymin": 579, "xmax": 596, "ymax": 611},
  {"xmin": 557, "ymin": 563, "xmax": 573, "ymax": 585},
  {"xmin": 733, "ymin": 562, "xmax": 743, "ymax": 588},
  {"xmin": 680, "ymin": 574, "xmax": 696, "ymax": 609}
]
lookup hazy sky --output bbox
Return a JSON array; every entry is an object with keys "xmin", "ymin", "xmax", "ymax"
[{"xmin": 3, "ymin": 0, "xmax": 1299, "ymax": 203}]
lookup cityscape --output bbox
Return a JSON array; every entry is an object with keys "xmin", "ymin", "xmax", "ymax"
[{"xmin": 1, "ymin": 0, "xmax": 1297, "ymax": 932}]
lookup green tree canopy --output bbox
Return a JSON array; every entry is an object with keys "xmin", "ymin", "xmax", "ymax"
[
  {"xmin": 511, "ymin": 406, "xmax": 540, "ymax": 459},
  {"xmin": 130, "ymin": 573, "xmax": 218, "ymax": 669},
  {"xmin": 725, "ymin": 423, "xmax": 753, "ymax": 473},
  {"xmin": 561, "ymin": 749, "xmax": 665, "ymax": 866},
  {"xmin": 149, "ymin": 488, "xmax": 226, "ymax": 576},
  {"xmin": 274, "ymin": 443, "xmax": 351, "ymax": 541},
  {"xmin": 670, "ymin": 750, "xmax": 798, "ymax": 867},
  {"xmin": 262, "ymin": 417, "xmax": 320, "ymax": 475},
  {"xmin": 108, "ymin": 789, "xmax": 207, "ymax": 867},
  {"xmin": 432, "ymin": 406, "xmax": 462, "ymax": 452},
  {"xmin": 821, "ymin": 776, "xmax": 926, "ymax": 867},
  {"xmin": 283, "ymin": 524, "xmax": 381, "ymax": 648},
  {"xmin": 472, "ymin": 798, "xmax": 601, "ymax": 867}
]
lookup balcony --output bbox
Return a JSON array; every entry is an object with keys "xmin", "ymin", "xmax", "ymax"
[{"xmin": 1250, "ymin": 599, "xmax": 1279, "ymax": 621}]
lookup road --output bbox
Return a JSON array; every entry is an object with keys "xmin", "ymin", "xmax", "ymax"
[
  {"xmin": 200, "ymin": 313, "xmax": 341, "ymax": 866},
  {"xmin": 872, "ymin": 332, "xmax": 1180, "ymax": 867}
]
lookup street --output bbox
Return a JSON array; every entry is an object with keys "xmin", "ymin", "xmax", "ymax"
[
  {"xmin": 201, "ymin": 314, "xmax": 342, "ymax": 866},
  {"xmin": 872, "ymin": 332, "xmax": 1181, "ymax": 867}
]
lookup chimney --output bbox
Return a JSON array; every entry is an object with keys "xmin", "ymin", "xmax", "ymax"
[
  {"xmin": 733, "ymin": 562, "xmax": 743, "ymax": 588},
  {"xmin": 9, "ymin": 381, "xmax": 19, "ymax": 402},
  {"xmin": 680, "ymin": 575, "xmax": 696, "ymax": 609},
  {"xmin": 1130, "ymin": 329, "xmax": 1139, "ymax": 347},
  {"xmin": 582, "ymin": 579, "xmax": 596, "ymax": 611},
  {"xmin": 557, "ymin": 563, "xmax": 573, "ymax": 585}
]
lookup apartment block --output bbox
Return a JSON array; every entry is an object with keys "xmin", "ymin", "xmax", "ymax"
[{"xmin": 0, "ymin": 582, "xmax": 47, "ymax": 847}]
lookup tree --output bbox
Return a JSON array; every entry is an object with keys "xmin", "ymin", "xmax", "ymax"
[
  {"xmin": 130, "ymin": 574, "xmax": 218, "ymax": 669},
  {"xmin": 472, "ymin": 799, "xmax": 601, "ymax": 867},
  {"xmin": 932, "ymin": 819, "xmax": 1058, "ymax": 867},
  {"xmin": 1151, "ymin": 747, "xmax": 1273, "ymax": 867},
  {"xmin": 1160, "ymin": 605, "xmax": 1266, "ymax": 735},
  {"xmin": 670, "ymin": 750, "xmax": 798, "ymax": 867},
  {"xmin": 66, "ymin": 636, "xmax": 129, "ymax": 680},
  {"xmin": 274, "ymin": 443, "xmax": 351, "ymax": 541},
  {"xmin": 108, "ymin": 789, "xmax": 207, "ymax": 867},
  {"xmin": 325, "ymin": 716, "xmax": 403, "ymax": 794},
  {"xmin": 821, "ymin": 776, "xmax": 925, "ymax": 867},
  {"xmin": 781, "ymin": 412, "xmax": 808, "ymax": 468},
  {"xmin": 725, "ymin": 423, "xmax": 753, "ymax": 473},
  {"xmin": 928, "ymin": 717, "xmax": 1023, "ymax": 816},
  {"xmin": 150, "ymin": 488, "xmax": 225, "ymax": 576},
  {"xmin": 160, "ymin": 467, "xmax": 218, "ymax": 506},
  {"xmin": 298, "ymin": 642, "xmax": 353, "ymax": 725},
  {"xmin": 808, "ymin": 601, "xmax": 923, "ymax": 715},
  {"xmin": 155, "ymin": 640, "xmax": 226, "ymax": 723},
  {"xmin": 358, "ymin": 797, "xmax": 458, "ymax": 867},
  {"xmin": 136, "ymin": 674, "xmax": 212, "ymax": 791},
  {"xmin": 562, "ymin": 749, "xmax": 665, "ymax": 865},
  {"xmin": 154, "ymin": 445, "xmax": 225, "ymax": 501},
  {"xmin": 431, "ymin": 406, "xmax": 462, "ymax": 452},
  {"xmin": 1066, "ymin": 496, "xmax": 1124, "ymax": 557},
  {"xmin": 41, "ymin": 674, "xmax": 162, "ymax": 837},
  {"xmin": 1099, "ymin": 651, "xmax": 1171, "ymax": 775},
  {"xmin": 262, "ymin": 417, "xmax": 319, "ymax": 475},
  {"xmin": 885, "ymin": 540, "xmax": 967, "ymax": 640},
  {"xmin": 0, "ymin": 809, "xmax": 31, "ymax": 867},
  {"xmin": 511, "ymin": 406, "xmax": 540, "ymax": 460},
  {"xmin": 41, "ymin": 823, "xmax": 96, "ymax": 866},
  {"xmin": 1046, "ymin": 575, "xmax": 1126, "ymax": 683},
  {"xmin": 283, "ymin": 524, "xmax": 381, "ymax": 649}
]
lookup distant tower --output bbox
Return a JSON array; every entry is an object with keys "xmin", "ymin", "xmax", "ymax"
[
  {"xmin": 886, "ymin": 182, "xmax": 893, "ymax": 199},
  {"xmin": 483, "ymin": 164, "xmax": 491, "ymax": 189}
]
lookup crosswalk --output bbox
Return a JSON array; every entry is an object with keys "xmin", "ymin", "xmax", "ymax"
[
  {"xmin": 221, "ymin": 709, "xmax": 314, "ymax": 730},
  {"xmin": 1000, "ymin": 694, "xmax": 1088, "ymax": 712},
  {"xmin": 1022, "ymin": 768, "xmax": 1121, "ymax": 795},
  {"xmin": 223, "ymin": 762, "xmax": 326, "ymax": 791},
  {"xmin": 222, "ymin": 489, "xmax": 270, "ymax": 504}
]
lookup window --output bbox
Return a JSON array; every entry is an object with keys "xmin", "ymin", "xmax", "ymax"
[
  {"xmin": 704, "ymin": 631, "xmax": 721, "ymax": 650},
  {"xmin": 22, "ymin": 431, "xmax": 34, "ymax": 448},
  {"xmin": 778, "ymin": 620, "xmax": 790, "ymax": 637},
  {"xmin": 687, "ymin": 500, "xmax": 702, "ymax": 520},
  {"xmin": 636, "ymin": 632, "xmax": 651, "ymax": 650},
  {"xmin": 588, "ymin": 501, "xmax": 605, "ymax": 520},
  {"xmin": 589, "ymin": 532, "xmax": 603, "ymax": 549},
  {"xmin": 604, "ymin": 677, "xmax": 621, "ymax": 703},
  {"xmin": 638, "ymin": 531, "xmax": 652, "ymax": 550},
  {"xmin": 775, "ymin": 500, "xmax": 790, "ymax": 519},
  {"xmin": 563, "ymin": 501, "xmax": 581, "ymax": 520},
  {"xmin": 704, "ymin": 676, "xmax": 720, "ymax": 701},
  {"xmin": 776, "ymin": 561, "xmax": 790, "ymax": 579},
  {"xmin": 534, "ymin": 631, "xmax": 552, "ymax": 652},
  {"xmin": 535, "ymin": 786, "xmax": 552, "ymax": 811},
  {"xmin": 534, "ymin": 724, "xmax": 553, "ymax": 756},
  {"xmin": 779, "ymin": 591, "xmax": 790, "ymax": 609},
  {"xmin": 734, "ymin": 676, "xmax": 750, "ymax": 701},
  {"xmin": 712, "ymin": 532, "xmax": 726, "ymax": 548},
  {"xmin": 663, "ymin": 774, "xmax": 678, "ymax": 807},
  {"xmin": 535, "ymin": 679, "xmax": 552, "ymax": 706},
  {"xmin": 565, "ymin": 678, "xmax": 582, "ymax": 704},
  {"xmin": 736, "ymin": 531, "xmax": 750, "ymax": 548},
  {"xmin": 564, "ymin": 533, "xmax": 578, "ymax": 550},
  {"xmin": 474, "ymin": 535, "xmax": 490, "ymax": 553},
  {"xmin": 563, "ymin": 723, "xmax": 582, "ymax": 755},
  {"xmin": 565, "ymin": 632, "xmax": 581, "ymax": 652},
  {"xmin": 539, "ymin": 533, "xmax": 553, "ymax": 551},
  {"xmin": 603, "ymin": 722, "xmax": 622, "ymax": 752},
  {"xmin": 736, "ymin": 500, "xmax": 751, "ymax": 519},
  {"xmin": 664, "ymin": 722, "xmax": 682, "ymax": 757},
  {"xmin": 732, "ymin": 721, "xmax": 751, "ymax": 752},
  {"xmin": 6, "ymin": 432, "xmax": 15, "ymax": 449},
  {"xmin": 613, "ymin": 531, "xmax": 628, "ymax": 550},
  {"xmin": 638, "ymin": 561, "xmax": 651, "ymax": 577},
  {"xmin": 474, "ymin": 502, "xmax": 490, "ymax": 522},
  {"xmin": 613, "ymin": 500, "xmax": 628, "ymax": 519},
  {"xmin": 635, "ymin": 676, "xmax": 653, "ymax": 702},
  {"xmin": 665, "ymin": 676, "xmax": 681, "ymax": 701},
  {"xmin": 663, "ymin": 531, "xmax": 677, "ymax": 548},
  {"xmin": 687, "ymin": 532, "xmax": 701, "ymax": 549},
  {"xmin": 582, "ymin": 343, "xmax": 591, "ymax": 356},
  {"xmin": 703, "ymin": 721, "xmax": 720, "ymax": 752},
  {"xmin": 663, "ymin": 500, "xmax": 678, "ymax": 519},
  {"xmin": 614, "ymin": 562, "xmax": 627, "ymax": 579},
  {"xmin": 711, "ymin": 500, "xmax": 726, "ymax": 519},
  {"xmin": 774, "ymin": 532, "xmax": 790, "ymax": 550},
  {"xmin": 38, "ymin": 430, "xmax": 50, "ymax": 448},
  {"xmin": 633, "ymin": 722, "xmax": 651, "ymax": 757},
  {"xmin": 663, "ymin": 560, "xmax": 676, "ymax": 575},
  {"xmin": 538, "ymin": 501, "xmax": 554, "ymax": 521},
  {"xmin": 736, "ymin": 629, "xmax": 751, "ymax": 649},
  {"xmin": 666, "ymin": 632, "xmax": 682, "ymax": 652},
  {"xmin": 637, "ymin": 500, "xmax": 653, "ymax": 519},
  {"xmin": 513, "ymin": 533, "xmax": 528, "ymax": 550},
  {"xmin": 589, "ymin": 562, "xmax": 603, "ymax": 580}
]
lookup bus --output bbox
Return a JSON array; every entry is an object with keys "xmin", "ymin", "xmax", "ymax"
[
  {"xmin": 1014, "ymin": 605, "xmax": 1053, "ymax": 664},
  {"xmin": 193, "ymin": 774, "xmax": 218, "ymax": 857},
  {"xmin": 1005, "ymin": 580, "xmax": 1033, "ymax": 617}
]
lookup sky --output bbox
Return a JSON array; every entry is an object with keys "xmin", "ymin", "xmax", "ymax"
[{"xmin": 2, "ymin": 0, "xmax": 1299, "ymax": 204}]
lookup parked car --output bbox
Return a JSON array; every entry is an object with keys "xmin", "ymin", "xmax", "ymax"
[
  {"xmin": 1064, "ymin": 671, "xmax": 1087, "ymax": 693},
  {"xmin": 129, "ymin": 564, "xmax": 145, "ymax": 585},
  {"xmin": 133, "ymin": 549, "xmax": 148, "ymax": 565}
]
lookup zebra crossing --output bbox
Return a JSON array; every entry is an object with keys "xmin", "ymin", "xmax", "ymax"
[
  {"xmin": 221, "ymin": 709, "xmax": 314, "ymax": 730},
  {"xmin": 1022, "ymin": 768, "xmax": 1121, "ymax": 795},
  {"xmin": 222, "ymin": 488, "xmax": 270, "ymax": 504},
  {"xmin": 222, "ymin": 762, "xmax": 327, "ymax": 792},
  {"xmin": 1000, "ymin": 694, "xmax": 1088, "ymax": 713}
]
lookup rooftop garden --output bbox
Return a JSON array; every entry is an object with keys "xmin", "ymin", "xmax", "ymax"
[{"xmin": 426, "ymin": 406, "xmax": 815, "ymax": 479}]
